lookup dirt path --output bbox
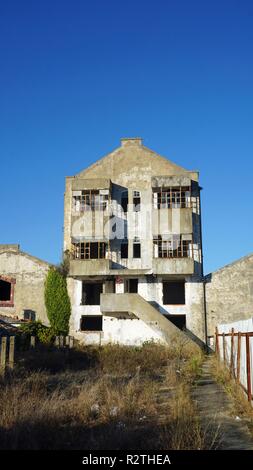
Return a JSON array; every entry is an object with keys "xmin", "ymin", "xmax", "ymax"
[{"xmin": 192, "ymin": 357, "xmax": 253, "ymax": 450}]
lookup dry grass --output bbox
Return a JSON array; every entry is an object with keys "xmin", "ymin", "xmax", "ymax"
[
  {"xmin": 210, "ymin": 355, "xmax": 253, "ymax": 417},
  {"xmin": 0, "ymin": 340, "xmax": 208, "ymax": 450}
]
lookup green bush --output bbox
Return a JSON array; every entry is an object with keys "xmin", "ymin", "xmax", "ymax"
[
  {"xmin": 19, "ymin": 321, "xmax": 56, "ymax": 346},
  {"xmin": 44, "ymin": 267, "xmax": 71, "ymax": 335}
]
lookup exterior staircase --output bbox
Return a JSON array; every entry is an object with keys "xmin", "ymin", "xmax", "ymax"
[{"xmin": 100, "ymin": 293, "xmax": 194, "ymax": 346}]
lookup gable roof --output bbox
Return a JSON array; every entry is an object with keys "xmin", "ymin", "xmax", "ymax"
[
  {"xmin": 75, "ymin": 138, "xmax": 199, "ymax": 182},
  {"xmin": 0, "ymin": 245, "xmax": 51, "ymax": 268},
  {"xmin": 205, "ymin": 252, "xmax": 253, "ymax": 279}
]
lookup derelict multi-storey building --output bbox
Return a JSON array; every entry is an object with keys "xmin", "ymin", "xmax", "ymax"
[{"xmin": 64, "ymin": 138, "xmax": 206, "ymax": 345}]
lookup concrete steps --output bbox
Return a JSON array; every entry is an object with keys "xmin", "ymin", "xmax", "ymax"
[{"xmin": 100, "ymin": 293, "xmax": 196, "ymax": 346}]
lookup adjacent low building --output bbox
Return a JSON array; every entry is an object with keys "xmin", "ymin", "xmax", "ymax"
[
  {"xmin": 0, "ymin": 244, "xmax": 50, "ymax": 324},
  {"xmin": 205, "ymin": 253, "xmax": 253, "ymax": 337}
]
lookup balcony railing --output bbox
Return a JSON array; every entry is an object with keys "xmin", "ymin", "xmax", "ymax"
[
  {"xmin": 73, "ymin": 190, "xmax": 109, "ymax": 212},
  {"xmin": 153, "ymin": 187, "xmax": 193, "ymax": 209},
  {"xmin": 153, "ymin": 236, "xmax": 193, "ymax": 259}
]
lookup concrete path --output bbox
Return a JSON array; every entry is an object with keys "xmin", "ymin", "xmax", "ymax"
[{"xmin": 192, "ymin": 357, "xmax": 253, "ymax": 449}]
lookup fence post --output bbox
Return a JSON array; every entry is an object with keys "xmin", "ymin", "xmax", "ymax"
[
  {"xmin": 230, "ymin": 328, "xmax": 235, "ymax": 376},
  {"xmin": 215, "ymin": 327, "xmax": 220, "ymax": 358},
  {"xmin": 60, "ymin": 336, "xmax": 64, "ymax": 348},
  {"xmin": 55, "ymin": 336, "xmax": 60, "ymax": 347},
  {"xmin": 222, "ymin": 332, "xmax": 226, "ymax": 364},
  {"xmin": 9, "ymin": 336, "xmax": 15, "ymax": 369},
  {"xmin": 0, "ymin": 337, "xmax": 7, "ymax": 376},
  {"xmin": 236, "ymin": 332, "xmax": 241, "ymax": 384},
  {"xmin": 30, "ymin": 336, "xmax": 36, "ymax": 348},
  {"xmin": 69, "ymin": 336, "xmax": 74, "ymax": 349},
  {"xmin": 65, "ymin": 336, "xmax": 70, "ymax": 347},
  {"xmin": 245, "ymin": 333, "xmax": 252, "ymax": 402}
]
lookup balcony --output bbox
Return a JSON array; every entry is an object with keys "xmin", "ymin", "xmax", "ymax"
[
  {"xmin": 69, "ymin": 259, "xmax": 112, "ymax": 276},
  {"xmin": 152, "ymin": 257, "xmax": 194, "ymax": 275}
]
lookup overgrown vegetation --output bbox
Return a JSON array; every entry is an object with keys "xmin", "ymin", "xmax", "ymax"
[
  {"xmin": 0, "ymin": 340, "xmax": 210, "ymax": 450},
  {"xmin": 44, "ymin": 267, "xmax": 71, "ymax": 335},
  {"xmin": 18, "ymin": 321, "xmax": 56, "ymax": 347},
  {"xmin": 211, "ymin": 356, "xmax": 253, "ymax": 421}
]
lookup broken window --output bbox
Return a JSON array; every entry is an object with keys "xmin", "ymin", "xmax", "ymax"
[
  {"xmin": 23, "ymin": 310, "xmax": 36, "ymax": 321},
  {"xmin": 0, "ymin": 280, "xmax": 11, "ymax": 301},
  {"xmin": 121, "ymin": 191, "xmax": 128, "ymax": 213},
  {"xmin": 153, "ymin": 236, "xmax": 191, "ymax": 258},
  {"xmin": 73, "ymin": 242, "xmax": 107, "ymax": 259},
  {"xmin": 153, "ymin": 187, "xmax": 191, "ymax": 209},
  {"xmin": 80, "ymin": 315, "xmax": 103, "ymax": 331},
  {"xmin": 73, "ymin": 189, "xmax": 109, "ymax": 212},
  {"xmin": 0, "ymin": 277, "xmax": 15, "ymax": 307},
  {"xmin": 82, "ymin": 282, "xmax": 103, "ymax": 305},
  {"xmin": 126, "ymin": 278, "xmax": 138, "ymax": 293},
  {"xmin": 163, "ymin": 281, "xmax": 185, "ymax": 305},
  {"xmin": 133, "ymin": 190, "xmax": 141, "ymax": 212},
  {"xmin": 133, "ymin": 238, "xmax": 141, "ymax": 258},
  {"xmin": 121, "ymin": 242, "xmax": 128, "ymax": 259}
]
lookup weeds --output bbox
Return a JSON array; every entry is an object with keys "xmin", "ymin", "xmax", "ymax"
[
  {"xmin": 210, "ymin": 355, "xmax": 253, "ymax": 419},
  {"xmin": 0, "ymin": 341, "xmax": 208, "ymax": 450}
]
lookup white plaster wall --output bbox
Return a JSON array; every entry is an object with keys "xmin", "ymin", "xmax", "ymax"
[
  {"xmin": 138, "ymin": 277, "xmax": 188, "ymax": 315},
  {"xmin": 72, "ymin": 315, "xmax": 166, "ymax": 346}
]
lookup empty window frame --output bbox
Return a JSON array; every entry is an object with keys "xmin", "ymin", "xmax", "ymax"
[
  {"xmin": 82, "ymin": 282, "xmax": 103, "ymax": 305},
  {"xmin": 163, "ymin": 281, "xmax": 185, "ymax": 305},
  {"xmin": 153, "ymin": 236, "xmax": 191, "ymax": 258},
  {"xmin": 73, "ymin": 242, "xmax": 107, "ymax": 259},
  {"xmin": 126, "ymin": 278, "xmax": 138, "ymax": 293},
  {"xmin": 121, "ymin": 191, "xmax": 128, "ymax": 213},
  {"xmin": 0, "ymin": 277, "xmax": 15, "ymax": 307},
  {"xmin": 133, "ymin": 190, "xmax": 141, "ymax": 212},
  {"xmin": 153, "ymin": 187, "xmax": 191, "ymax": 209},
  {"xmin": 133, "ymin": 238, "xmax": 141, "ymax": 258},
  {"xmin": 121, "ymin": 242, "xmax": 128, "ymax": 259},
  {"xmin": 80, "ymin": 315, "xmax": 103, "ymax": 331},
  {"xmin": 0, "ymin": 280, "xmax": 11, "ymax": 301},
  {"xmin": 73, "ymin": 190, "xmax": 109, "ymax": 212}
]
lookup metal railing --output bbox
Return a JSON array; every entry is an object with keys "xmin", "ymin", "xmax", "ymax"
[{"xmin": 214, "ymin": 327, "xmax": 253, "ymax": 402}]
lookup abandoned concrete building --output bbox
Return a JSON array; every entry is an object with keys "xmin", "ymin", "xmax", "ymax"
[
  {"xmin": 64, "ymin": 138, "xmax": 206, "ymax": 345},
  {"xmin": 0, "ymin": 244, "xmax": 50, "ymax": 325}
]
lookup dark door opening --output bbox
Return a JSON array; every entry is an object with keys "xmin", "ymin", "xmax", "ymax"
[
  {"xmin": 133, "ymin": 243, "xmax": 141, "ymax": 258},
  {"xmin": 165, "ymin": 314, "xmax": 186, "ymax": 330},
  {"xmin": 163, "ymin": 281, "xmax": 185, "ymax": 305},
  {"xmin": 121, "ymin": 242, "xmax": 128, "ymax": 259},
  {"xmin": 82, "ymin": 282, "xmax": 103, "ymax": 305},
  {"xmin": 121, "ymin": 192, "xmax": 128, "ymax": 213},
  {"xmin": 126, "ymin": 278, "xmax": 138, "ymax": 293}
]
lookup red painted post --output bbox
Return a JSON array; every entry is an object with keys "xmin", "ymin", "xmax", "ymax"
[{"xmin": 245, "ymin": 333, "xmax": 252, "ymax": 402}]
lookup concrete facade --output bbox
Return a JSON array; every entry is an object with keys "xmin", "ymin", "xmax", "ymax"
[
  {"xmin": 205, "ymin": 254, "xmax": 253, "ymax": 337},
  {"xmin": 0, "ymin": 244, "xmax": 50, "ymax": 324},
  {"xmin": 64, "ymin": 138, "xmax": 205, "ymax": 345}
]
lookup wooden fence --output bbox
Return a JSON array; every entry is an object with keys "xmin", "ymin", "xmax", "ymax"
[
  {"xmin": 0, "ymin": 334, "xmax": 74, "ymax": 376},
  {"xmin": 214, "ymin": 327, "xmax": 253, "ymax": 402}
]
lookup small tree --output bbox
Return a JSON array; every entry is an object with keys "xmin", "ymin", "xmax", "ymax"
[{"xmin": 44, "ymin": 267, "xmax": 71, "ymax": 335}]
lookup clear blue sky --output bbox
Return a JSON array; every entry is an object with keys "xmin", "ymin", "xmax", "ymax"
[{"xmin": 0, "ymin": 0, "xmax": 252, "ymax": 274}]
